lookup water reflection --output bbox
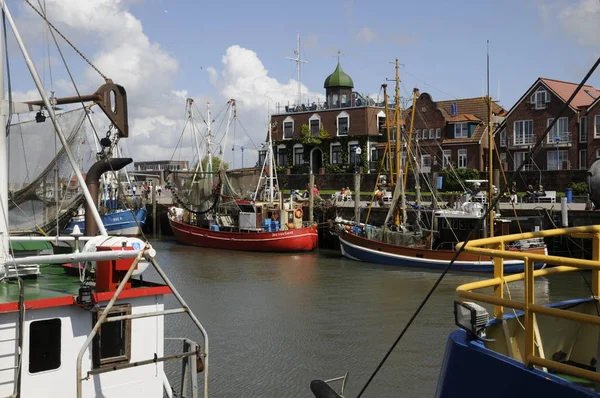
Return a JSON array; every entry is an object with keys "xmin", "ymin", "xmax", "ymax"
[{"xmin": 150, "ymin": 240, "xmax": 592, "ymax": 398}]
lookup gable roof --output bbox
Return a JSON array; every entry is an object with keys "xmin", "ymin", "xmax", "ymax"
[
  {"xmin": 505, "ymin": 77, "xmax": 600, "ymax": 118},
  {"xmin": 436, "ymin": 96, "xmax": 505, "ymax": 123},
  {"xmin": 540, "ymin": 78, "xmax": 600, "ymax": 109}
]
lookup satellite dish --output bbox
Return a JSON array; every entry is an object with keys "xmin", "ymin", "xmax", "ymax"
[{"xmin": 271, "ymin": 121, "xmax": 278, "ymax": 127}]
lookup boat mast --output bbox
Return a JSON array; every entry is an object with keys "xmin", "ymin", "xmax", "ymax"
[
  {"xmin": 189, "ymin": 98, "xmax": 203, "ymax": 173},
  {"xmin": 287, "ymin": 34, "xmax": 307, "ymax": 107},
  {"xmin": 487, "ymin": 40, "xmax": 494, "ymax": 238},
  {"xmin": 0, "ymin": 6, "xmax": 7, "ymax": 264},
  {"xmin": 268, "ymin": 116, "xmax": 274, "ymax": 203},
  {"xmin": 0, "ymin": 1, "xmax": 108, "ymax": 235},
  {"xmin": 206, "ymin": 102, "xmax": 213, "ymax": 186},
  {"xmin": 382, "ymin": 84, "xmax": 393, "ymax": 184},
  {"xmin": 393, "ymin": 59, "xmax": 402, "ymax": 226}
]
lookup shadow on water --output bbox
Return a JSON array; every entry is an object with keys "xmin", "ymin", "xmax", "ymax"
[{"xmin": 147, "ymin": 240, "xmax": 591, "ymax": 398}]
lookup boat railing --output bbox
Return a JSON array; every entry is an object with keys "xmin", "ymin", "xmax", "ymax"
[
  {"xmin": 455, "ymin": 225, "xmax": 600, "ymax": 385},
  {"xmin": 75, "ymin": 244, "xmax": 210, "ymax": 398}
]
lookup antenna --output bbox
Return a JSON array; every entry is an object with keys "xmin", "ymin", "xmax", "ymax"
[{"xmin": 286, "ymin": 33, "xmax": 307, "ymax": 107}]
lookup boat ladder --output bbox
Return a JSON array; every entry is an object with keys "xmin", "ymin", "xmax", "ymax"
[
  {"xmin": 75, "ymin": 245, "xmax": 209, "ymax": 398},
  {"xmin": 0, "ymin": 277, "xmax": 25, "ymax": 398}
]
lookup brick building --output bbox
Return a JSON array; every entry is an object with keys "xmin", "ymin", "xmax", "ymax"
[{"xmin": 499, "ymin": 78, "xmax": 600, "ymax": 174}]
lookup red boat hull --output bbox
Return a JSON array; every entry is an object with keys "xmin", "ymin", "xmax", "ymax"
[{"xmin": 169, "ymin": 218, "xmax": 318, "ymax": 252}]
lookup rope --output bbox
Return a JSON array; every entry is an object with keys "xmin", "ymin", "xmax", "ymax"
[{"xmin": 23, "ymin": 0, "xmax": 109, "ymax": 82}]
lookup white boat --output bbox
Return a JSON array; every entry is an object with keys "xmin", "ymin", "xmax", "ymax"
[{"xmin": 0, "ymin": 2, "xmax": 208, "ymax": 397}]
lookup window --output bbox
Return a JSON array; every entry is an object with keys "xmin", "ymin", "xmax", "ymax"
[
  {"xmin": 500, "ymin": 152, "xmax": 507, "ymax": 169},
  {"xmin": 331, "ymin": 144, "xmax": 342, "ymax": 164},
  {"xmin": 580, "ymin": 150, "xmax": 588, "ymax": 170},
  {"xmin": 499, "ymin": 129, "xmax": 507, "ymax": 147},
  {"xmin": 547, "ymin": 150, "xmax": 568, "ymax": 170},
  {"xmin": 596, "ymin": 148, "xmax": 600, "ymax": 158},
  {"xmin": 377, "ymin": 113, "xmax": 386, "ymax": 135},
  {"xmin": 442, "ymin": 150, "xmax": 451, "ymax": 168},
  {"xmin": 531, "ymin": 88, "xmax": 550, "ymax": 109},
  {"xmin": 514, "ymin": 120, "xmax": 534, "ymax": 145},
  {"xmin": 29, "ymin": 318, "xmax": 61, "ymax": 373},
  {"xmin": 514, "ymin": 152, "xmax": 534, "ymax": 171},
  {"xmin": 454, "ymin": 123, "xmax": 468, "ymax": 138},
  {"xmin": 283, "ymin": 122, "xmax": 294, "ymax": 139},
  {"xmin": 416, "ymin": 129, "xmax": 421, "ymax": 140},
  {"xmin": 337, "ymin": 112, "xmax": 349, "ymax": 136},
  {"xmin": 421, "ymin": 154, "xmax": 431, "ymax": 172},
  {"xmin": 258, "ymin": 150, "xmax": 266, "ymax": 167},
  {"xmin": 401, "ymin": 152, "xmax": 407, "ymax": 167},
  {"xmin": 595, "ymin": 115, "xmax": 600, "ymax": 139},
  {"xmin": 580, "ymin": 116, "xmax": 588, "ymax": 143},
  {"xmin": 310, "ymin": 119, "xmax": 320, "ymax": 136},
  {"xmin": 547, "ymin": 117, "xmax": 569, "ymax": 144},
  {"xmin": 293, "ymin": 145, "xmax": 304, "ymax": 165},
  {"xmin": 93, "ymin": 305, "xmax": 131, "ymax": 368},
  {"xmin": 429, "ymin": 129, "xmax": 435, "ymax": 139},
  {"xmin": 309, "ymin": 114, "xmax": 321, "ymax": 136},
  {"xmin": 458, "ymin": 149, "xmax": 467, "ymax": 169},
  {"xmin": 435, "ymin": 128, "xmax": 441, "ymax": 139},
  {"xmin": 277, "ymin": 145, "xmax": 287, "ymax": 167}
]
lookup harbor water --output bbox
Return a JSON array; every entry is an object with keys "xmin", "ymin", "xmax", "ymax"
[{"xmin": 147, "ymin": 239, "xmax": 594, "ymax": 397}]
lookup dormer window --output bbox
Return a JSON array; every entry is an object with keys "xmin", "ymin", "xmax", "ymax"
[
  {"xmin": 337, "ymin": 111, "xmax": 350, "ymax": 136},
  {"xmin": 530, "ymin": 88, "xmax": 550, "ymax": 110},
  {"xmin": 454, "ymin": 123, "xmax": 468, "ymax": 138},
  {"xmin": 309, "ymin": 114, "xmax": 321, "ymax": 136},
  {"xmin": 283, "ymin": 116, "xmax": 294, "ymax": 139}
]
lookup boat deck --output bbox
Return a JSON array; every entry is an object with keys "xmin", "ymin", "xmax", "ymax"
[{"xmin": 0, "ymin": 264, "xmax": 170, "ymax": 311}]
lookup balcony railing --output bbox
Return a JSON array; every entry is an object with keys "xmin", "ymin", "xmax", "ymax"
[
  {"xmin": 545, "ymin": 131, "xmax": 572, "ymax": 147},
  {"xmin": 274, "ymin": 98, "xmax": 394, "ymax": 115},
  {"xmin": 509, "ymin": 134, "xmax": 536, "ymax": 148}
]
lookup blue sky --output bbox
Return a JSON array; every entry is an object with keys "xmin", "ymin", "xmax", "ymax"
[{"xmin": 6, "ymin": 0, "xmax": 600, "ymax": 166}]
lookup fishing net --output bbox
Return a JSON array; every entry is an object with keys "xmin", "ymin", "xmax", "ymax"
[{"xmin": 7, "ymin": 108, "xmax": 94, "ymax": 234}]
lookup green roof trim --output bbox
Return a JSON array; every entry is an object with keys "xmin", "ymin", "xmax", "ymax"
[{"xmin": 324, "ymin": 62, "xmax": 354, "ymax": 89}]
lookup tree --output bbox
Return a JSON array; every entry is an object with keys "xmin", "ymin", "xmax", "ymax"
[
  {"xmin": 195, "ymin": 156, "xmax": 229, "ymax": 171},
  {"xmin": 442, "ymin": 167, "xmax": 480, "ymax": 191}
]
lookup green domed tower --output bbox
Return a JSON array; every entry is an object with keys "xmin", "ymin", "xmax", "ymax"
[{"xmin": 324, "ymin": 61, "xmax": 354, "ymax": 109}]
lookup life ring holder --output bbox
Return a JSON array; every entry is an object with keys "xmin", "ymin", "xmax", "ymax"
[{"xmin": 294, "ymin": 208, "xmax": 304, "ymax": 219}]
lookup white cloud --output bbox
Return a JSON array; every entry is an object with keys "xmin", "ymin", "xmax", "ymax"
[
  {"xmin": 355, "ymin": 27, "xmax": 379, "ymax": 44},
  {"xmin": 558, "ymin": 0, "xmax": 600, "ymax": 46}
]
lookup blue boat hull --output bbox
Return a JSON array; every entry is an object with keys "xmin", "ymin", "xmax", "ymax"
[
  {"xmin": 63, "ymin": 208, "xmax": 147, "ymax": 236},
  {"xmin": 437, "ymin": 329, "xmax": 597, "ymax": 397},
  {"xmin": 339, "ymin": 232, "xmax": 545, "ymax": 273}
]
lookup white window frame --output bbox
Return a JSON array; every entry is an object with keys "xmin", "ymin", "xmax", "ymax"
[
  {"xmin": 531, "ymin": 88, "xmax": 550, "ymax": 110},
  {"xmin": 442, "ymin": 149, "xmax": 451, "ymax": 168},
  {"xmin": 458, "ymin": 149, "xmax": 467, "ymax": 169},
  {"xmin": 514, "ymin": 120, "xmax": 534, "ymax": 145},
  {"xmin": 330, "ymin": 143, "xmax": 342, "ymax": 164},
  {"xmin": 435, "ymin": 128, "xmax": 441, "ymax": 139},
  {"xmin": 421, "ymin": 154, "xmax": 431, "ymax": 173},
  {"xmin": 308, "ymin": 114, "xmax": 321, "ymax": 136},
  {"xmin": 547, "ymin": 150, "xmax": 568, "ymax": 170},
  {"xmin": 377, "ymin": 111, "xmax": 386, "ymax": 135},
  {"xmin": 337, "ymin": 111, "xmax": 350, "ymax": 136},
  {"xmin": 293, "ymin": 144, "xmax": 304, "ymax": 165},
  {"xmin": 454, "ymin": 123, "xmax": 468, "ymax": 139},
  {"xmin": 283, "ymin": 116, "xmax": 294, "ymax": 139},
  {"xmin": 427, "ymin": 129, "xmax": 433, "ymax": 139},
  {"xmin": 580, "ymin": 116, "xmax": 588, "ymax": 143},
  {"xmin": 596, "ymin": 148, "xmax": 600, "ymax": 159},
  {"xmin": 595, "ymin": 115, "xmax": 600, "ymax": 139},
  {"xmin": 416, "ymin": 129, "xmax": 421, "ymax": 140},
  {"xmin": 580, "ymin": 149, "xmax": 587, "ymax": 170},
  {"xmin": 499, "ymin": 129, "xmax": 506, "ymax": 147},
  {"xmin": 547, "ymin": 117, "xmax": 569, "ymax": 144}
]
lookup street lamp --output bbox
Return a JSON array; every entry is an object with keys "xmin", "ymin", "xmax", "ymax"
[{"xmin": 241, "ymin": 146, "xmax": 245, "ymax": 168}]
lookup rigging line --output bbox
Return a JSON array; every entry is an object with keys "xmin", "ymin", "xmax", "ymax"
[
  {"xmin": 37, "ymin": 6, "xmax": 104, "ymax": 150},
  {"xmin": 23, "ymin": 0, "xmax": 108, "ymax": 81},
  {"xmin": 37, "ymin": 0, "xmax": 53, "ymax": 91},
  {"xmin": 2, "ymin": 10, "xmax": 12, "ymax": 136},
  {"xmin": 400, "ymin": 68, "xmax": 459, "ymax": 100},
  {"xmin": 235, "ymin": 116, "xmax": 260, "ymax": 150},
  {"xmin": 355, "ymin": 54, "xmax": 600, "ymax": 398}
]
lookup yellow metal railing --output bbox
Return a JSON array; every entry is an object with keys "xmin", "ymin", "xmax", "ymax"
[{"xmin": 456, "ymin": 225, "xmax": 600, "ymax": 384}]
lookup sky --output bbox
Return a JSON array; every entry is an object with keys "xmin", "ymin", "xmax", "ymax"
[{"xmin": 5, "ymin": 0, "xmax": 600, "ymax": 168}]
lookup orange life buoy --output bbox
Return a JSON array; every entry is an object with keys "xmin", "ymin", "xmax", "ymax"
[{"xmin": 294, "ymin": 208, "xmax": 303, "ymax": 218}]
